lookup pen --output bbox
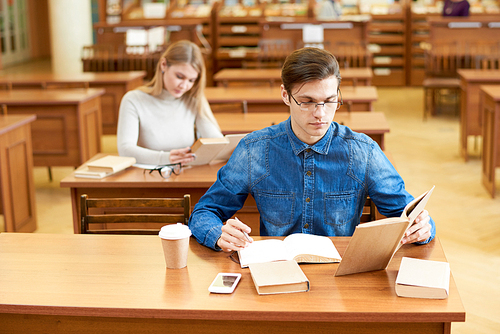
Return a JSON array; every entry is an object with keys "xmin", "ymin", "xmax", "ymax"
[{"xmin": 234, "ymin": 217, "xmax": 252, "ymax": 242}]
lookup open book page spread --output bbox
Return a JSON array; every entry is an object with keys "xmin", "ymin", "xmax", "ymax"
[
  {"xmin": 283, "ymin": 233, "xmax": 341, "ymax": 263},
  {"xmin": 238, "ymin": 234, "xmax": 341, "ymax": 268},
  {"xmin": 238, "ymin": 240, "xmax": 291, "ymax": 267}
]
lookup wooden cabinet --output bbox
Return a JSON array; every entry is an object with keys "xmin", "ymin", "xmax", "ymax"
[{"xmin": 368, "ymin": 12, "xmax": 407, "ymax": 86}]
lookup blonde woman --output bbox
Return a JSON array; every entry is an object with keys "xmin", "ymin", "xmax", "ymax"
[{"xmin": 117, "ymin": 40, "xmax": 223, "ymax": 165}]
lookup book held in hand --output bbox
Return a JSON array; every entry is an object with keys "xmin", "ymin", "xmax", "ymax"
[
  {"xmin": 188, "ymin": 134, "xmax": 246, "ymax": 166},
  {"xmin": 334, "ymin": 186, "xmax": 435, "ymax": 276},
  {"xmin": 248, "ymin": 260, "xmax": 310, "ymax": 295},
  {"xmin": 395, "ymin": 257, "xmax": 450, "ymax": 299},
  {"xmin": 74, "ymin": 155, "xmax": 136, "ymax": 179},
  {"xmin": 238, "ymin": 233, "xmax": 341, "ymax": 268}
]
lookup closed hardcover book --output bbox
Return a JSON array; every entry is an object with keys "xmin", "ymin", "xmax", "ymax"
[
  {"xmin": 188, "ymin": 137, "xmax": 230, "ymax": 166},
  {"xmin": 395, "ymin": 257, "xmax": 450, "ymax": 299},
  {"xmin": 86, "ymin": 155, "xmax": 136, "ymax": 173},
  {"xmin": 248, "ymin": 260, "xmax": 310, "ymax": 295}
]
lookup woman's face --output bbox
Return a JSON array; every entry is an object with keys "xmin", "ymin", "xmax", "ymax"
[{"xmin": 160, "ymin": 61, "xmax": 199, "ymax": 98}]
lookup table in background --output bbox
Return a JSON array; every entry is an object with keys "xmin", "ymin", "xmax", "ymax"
[
  {"xmin": 0, "ymin": 88, "xmax": 104, "ymax": 167},
  {"xmin": 0, "ymin": 115, "xmax": 37, "ymax": 232},
  {"xmin": 0, "ymin": 71, "xmax": 146, "ymax": 134},
  {"xmin": 213, "ymin": 68, "xmax": 373, "ymax": 87},
  {"xmin": 60, "ymin": 158, "xmax": 258, "ymax": 234},
  {"xmin": 215, "ymin": 111, "xmax": 390, "ymax": 150},
  {"xmin": 0, "ymin": 233, "xmax": 465, "ymax": 333},
  {"xmin": 481, "ymin": 85, "xmax": 500, "ymax": 198},
  {"xmin": 205, "ymin": 86, "xmax": 378, "ymax": 113},
  {"xmin": 457, "ymin": 69, "xmax": 500, "ymax": 161}
]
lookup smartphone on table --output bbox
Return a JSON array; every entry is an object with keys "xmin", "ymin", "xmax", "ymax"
[{"xmin": 208, "ymin": 273, "xmax": 242, "ymax": 294}]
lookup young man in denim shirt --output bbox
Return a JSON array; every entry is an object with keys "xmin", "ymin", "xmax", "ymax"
[{"xmin": 189, "ymin": 47, "xmax": 436, "ymax": 252}]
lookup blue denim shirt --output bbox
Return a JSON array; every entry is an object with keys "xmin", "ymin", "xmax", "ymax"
[{"xmin": 189, "ymin": 117, "xmax": 436, "ymax": 250}]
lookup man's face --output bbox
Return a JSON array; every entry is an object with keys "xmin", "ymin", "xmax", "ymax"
[{"xmin": 281, "ymin": 76, "xmax": 340, "ymax": 145}]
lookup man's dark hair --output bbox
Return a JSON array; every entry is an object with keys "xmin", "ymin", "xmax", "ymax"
[{"xmin": 281, "ymin": 47, "xmax": 341, "ymax": 95}]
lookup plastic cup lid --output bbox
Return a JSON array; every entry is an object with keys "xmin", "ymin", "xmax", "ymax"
[{"xmin": 158, "ymin": 223, "xmax": 192, "ymax": 240}]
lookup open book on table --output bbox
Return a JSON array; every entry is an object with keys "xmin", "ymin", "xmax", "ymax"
[
  {"xmin": 238, "ymin": 233, "xmax": 342, "ymax": 269},
  {"xmin": 187, "ymin": 134, "xmax": 247, "ymax": 166},
  {"xmin": 334, "ymin": 186, "xmax": 435, "ymax": 277}
]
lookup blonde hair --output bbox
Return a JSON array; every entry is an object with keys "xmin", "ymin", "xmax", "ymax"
[{"xmin": 138, "ymin": 40, "xmax": 218, "ymax": 128}]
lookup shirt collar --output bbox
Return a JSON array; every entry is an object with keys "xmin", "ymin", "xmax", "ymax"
[{"xmin": 285, "ymin": 118, "xmax": 334, "ymax": 156}]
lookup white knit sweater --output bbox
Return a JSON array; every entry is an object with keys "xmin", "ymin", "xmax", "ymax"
[{"xmin": 117, "ymin": 89, "xmax": 223, "ymax": 165}]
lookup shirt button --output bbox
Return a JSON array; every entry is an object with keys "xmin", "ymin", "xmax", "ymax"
[
  {"xmin": 306, "ymin": 171, "xmax": 311, "ymax": 176},
  {"xmin": 304, "ymin": 223, "xmax": 309, "ymax": 229},
  {"xmin": 306, "ymin": 197, "xmax": 311, "ymax": 203},
  {"xmin": 306, "ymin": 148, "xmax": 311, "ymax": 153}
]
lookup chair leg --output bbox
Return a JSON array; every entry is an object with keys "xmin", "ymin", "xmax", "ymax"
[{"xmin": 48, "ymin": 167, "xmax": 53, "ymax": 182}]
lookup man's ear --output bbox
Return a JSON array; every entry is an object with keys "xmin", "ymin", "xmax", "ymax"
[{"xmin": 281, "ymin": 85, "xmax": 290, "ymax": 106}]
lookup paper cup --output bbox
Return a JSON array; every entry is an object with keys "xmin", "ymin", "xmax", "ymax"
[{"xmin": 159, "ymin": 223, "xmax": 192, "ymax": 269}]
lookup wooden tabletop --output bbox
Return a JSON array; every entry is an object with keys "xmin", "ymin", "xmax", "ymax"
[
  {"xmin": 0, "ymin": 233, "xmax": 465, "ymax": 323},
  {"xmin": 215, "ymin": 111, "xmax": 389, "ymax": 135},
  {"xmin": 480, "ymin": 85, "xmax": 500, "ymax": 101},
  {"xmin": 457, "ymin": 69, "xmax": 500, "ymax": 82},
  {"xmin": 0, "ymin": 71, "xmax": 147, "ymax": 85},
  {"xmin": 60, "ymin": 158, "xmax": 225, "ymax": 189},
  {"xmin": 205, "ymin": 86, "xmax": 378, "ymax": 103},
  {"xmin": 213, "ymin": 68, "xmax": 372, "ymax": 83},
  {"xmin": 0, "ymin": 88, "xmax": 106, "ymax": 105},
  {"xmin": 0, "ymin": 114, "xmax": 37, "ymax": 135}
]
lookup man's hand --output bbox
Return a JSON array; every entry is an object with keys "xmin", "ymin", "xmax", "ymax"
[
  {"xmin": 170, "ymin": 147, "xmax": 195, "ymax": 165},
  {"xmin": 401, "ymin": 209, "xmax": 431, "ymax": 244},
  {"xmin": 217, "ymin": 218, "xmax": 253, "ymax": 252}
]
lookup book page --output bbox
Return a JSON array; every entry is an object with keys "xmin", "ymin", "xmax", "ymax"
[
  {"xmin": 402, "ymin": 186, "xmax": 435, "ymax": 223},
  {"xmin": 283, "ymin": 233, "xmax": 341, "ymax": 263},
  {"xmin": 238, "ymin": 239, "xmax": 290, "ymax": 268}
]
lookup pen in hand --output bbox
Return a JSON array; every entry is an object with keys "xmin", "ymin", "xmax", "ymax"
[{"xmin": 234, "ymin": 217, "xmax": 252, "ymax": 243}]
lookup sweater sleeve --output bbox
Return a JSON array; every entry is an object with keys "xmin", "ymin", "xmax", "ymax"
[
  {"xmin": 117, "ymin": 91, "xmax": 171, "ymax": 165},
  {"xmin": 195, "ymin": 96, "xmax": 224, "ymax": 139}
]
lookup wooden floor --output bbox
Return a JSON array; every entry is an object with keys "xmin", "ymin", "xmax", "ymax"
[{"xmin": 1, "ymin": 60, "xmax": 499, "ymax": 333}]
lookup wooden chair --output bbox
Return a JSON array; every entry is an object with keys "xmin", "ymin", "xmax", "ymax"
[
  {"xmin": 360, "ymin": 197, "xmax": 380, "ymax": 223},
  {"xmin": 243, "ymin": 39, "xmax": 294, "ymax": 69},
  {"xmin": 330, "ymin": 41, "xmax": 372, "ymax": 70},
  {"xmin": 422, "ymin": 42, "xmax": 462, "ymax": 120},
  {"xmin": 80, "ymin": 194, "xmax": 191, "ymax": 234}
]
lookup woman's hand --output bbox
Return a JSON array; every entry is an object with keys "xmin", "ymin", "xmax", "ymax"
[{"xmin": 170, "ymin": 147, "xmax": 195, "ymax": 165}]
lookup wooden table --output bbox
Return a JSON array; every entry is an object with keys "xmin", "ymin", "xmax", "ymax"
[
  {"xmin": 457, "ymin": 69, "xmax": 500, "ymax": 161},
  {"xmin": 0, "ymin": 115, "xmax": 37, "ymax": 232},
  {"xmin": 0, "ymin": 233, "xmax": 465, "ymax": 333},
  {"xmin": 213, "ymin": 68, "xmax": 373, "ymax": 87},
  {"xmin": 60, "ymin": 159, "xmax": 258, "ymax": 233},
  {"xmin": 481, "ymin": 85, "xmax": 500, "ymax": 198},
  {"xmin": 215, "ymin": 111, "xmax": 390, "ymax": 150},
  {"xmin": 0, "ymin": 88, "xmax": 104, "ymax": 167},
  {"xmin": 0, "ymin": 71, "xmax": 146, "ymax": 134},
  {"xmin": 205, "ymin": 86, "xmax": 378, "ymax": 113}
]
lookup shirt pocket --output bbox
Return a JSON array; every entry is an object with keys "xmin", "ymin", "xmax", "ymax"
[
  {"xmin": 254, "ymin": 190, "xmax": 295, "ymax": 227},
  {"xmin": 324, "ymin": 190, "xmax": 358, "ymax": 231}
]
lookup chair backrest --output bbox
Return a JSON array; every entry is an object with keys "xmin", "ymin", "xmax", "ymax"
[
  {"xmin": 425, "ymin": 41, "xmax": 463, "ymax": 78},
  {"xmin": 331, "ymin": 42, "xmax": 372, "ymax": 69},
  {"xmin": 80, "ymin": 194, "xmax": 191, "ymax": 234},
  {"xmin": 243, "ymin": 39, "xmax": 293, "ymax": 69},
  {"xmin": 0, "ymin": 104, "xmax": 7, "ymax": 115},
  {"xmin": 360, "ymin": 197, "xmax": 382, "ymax": 223}
]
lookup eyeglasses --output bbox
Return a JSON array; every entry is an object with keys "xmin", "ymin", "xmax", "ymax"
[
  {"xmin": 144, "ymin": 163, "xmax": 182, "ymax": 179},
  {"xmin": 290, "ymin": 89, "xmax": 343, "ymax": 112}
]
